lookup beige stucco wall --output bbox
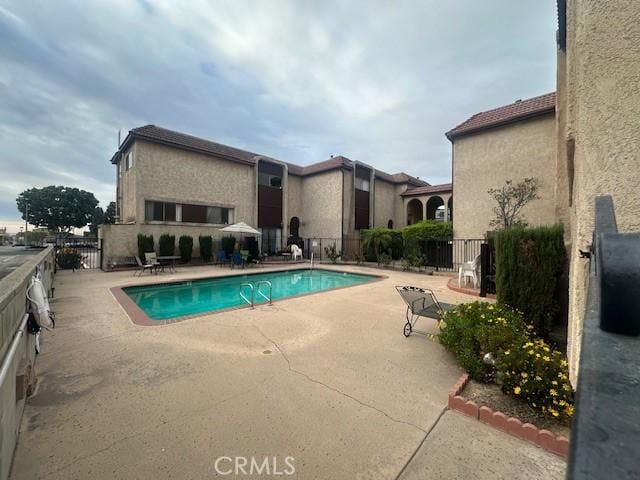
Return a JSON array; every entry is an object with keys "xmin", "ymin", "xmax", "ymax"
[
  {"xmin": 558, "ymin": 0, "xmax": 640, "ymax": 382},
  {"xmin": 301, "ymin": 170, "xmax": 343, "ymax": 239},
  {"xmin": 287, "ymin": 174, "xmax": 304, "ymax": 235},
  {"xmin": 118, "ymin": 144, "xmax": 137, "ymax": 223},
  {"xmin": 134, "ymin": 141, "xmax": 256, "ymax": 226},
  {"xmin": 100, "ymin": 223, "xmax": 237, "ymax": 268},
  {"xmin": 373, "ymin": 179, "xmax": 397, "ymax": 228},
  {"xmin": 395, "ymin": 185, "xmax": 409, "ymax": 228},
  {"xmin": 452, "ymin": 114, "xmax": 557, "ymax": 239}
]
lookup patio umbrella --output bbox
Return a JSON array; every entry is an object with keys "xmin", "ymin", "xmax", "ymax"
[
  {"xmin": 220, "ymin": 222, "xmax": 262, "ymax": 256},
  {"xmin": 219, "ymin": 222, "xmax": 261, "ymax": 236}
]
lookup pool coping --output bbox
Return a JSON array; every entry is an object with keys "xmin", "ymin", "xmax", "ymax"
[{"xmin": 110, "ymin": 266, "xmax": 386, "ymax": 327}]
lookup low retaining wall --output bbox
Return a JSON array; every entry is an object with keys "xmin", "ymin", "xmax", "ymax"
[
  {"xmin": 100, "ymin": 223, "xmax": 237, "ymax": 270},
  {"xmin": 0, "ymin": 247, "xmax": 54, "ymax": 480}
]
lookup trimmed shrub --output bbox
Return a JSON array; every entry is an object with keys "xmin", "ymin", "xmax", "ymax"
[
  {"xmin": 439, "ymin": 302, "xmax": 529, "ymax": 381},
  {"xmin": 159, "ymin": 234, "xmax": 175, "ymax": 257},
  {"xmin": 137, "ymin": 234, "xmax": 154, "ymax": 260},
  {"xmin": 199, "ymin": 235, "xmax": 213, "ymax": 262},
  {"xmin": 496, "ymin": 338, "xmax": 574, "ymax": 420},
  {"xmin": 403, "ymin": 220, "xmax": 452, "ymax": 256},
  {"xmin": 400, "ymin": 254, "xmax": 423, "ymax": 271},
  {"xmin": 178, "ymin": 235, "xmax": 193, "ymax": 263},
  {"xmin": 495, "ymin": 225, "xmax": 566, "ymax": 337},
  {"xmin": 221, "ymin": 236, "xmax": 236, "ymax": 255}
]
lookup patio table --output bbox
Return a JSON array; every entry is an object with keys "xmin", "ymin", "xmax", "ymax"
[{"xmin": 157, "ymin": 255, "xmax": 181, "ymax": 273}]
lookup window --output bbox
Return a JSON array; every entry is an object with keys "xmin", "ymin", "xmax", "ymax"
[
  {"xmin": 258, "ymin": 172, "xmax": 282, "ymax": 189},
  {"xmin": 355, "ymin": 177, "xmax": 370, "ymax": 192},
  {"xmin": 125, "ymin": 152, "xmax": 133, "ymax": 170},
  {"xmin": 206, "ymin": 206, "xmax": 231, "ymax": 224},
  {"xmin": 182, "ymin": 204, "xmax": 207, "ymax": 223},
  {"xmin": 146, "ymin": 201, "xmax": 232, "ymax": 224},
  {"xmin": 145, "ymin": 201, "xmax": 177, "ymax": 221}
]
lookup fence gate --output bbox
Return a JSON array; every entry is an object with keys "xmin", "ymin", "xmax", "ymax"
[{"xmin": 55, "ymin": 236, "xmax": 102, "ymax": 270}]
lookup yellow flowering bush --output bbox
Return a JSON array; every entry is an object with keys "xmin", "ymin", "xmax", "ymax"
[
  {"xmin": 439, "ymin": 302, "xmax": 528, "ymax": 381},
  {"xmin": 496, "ymin": 338, "xmax": 574, "ymax": 420}
]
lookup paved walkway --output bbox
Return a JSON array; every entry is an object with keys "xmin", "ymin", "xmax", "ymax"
[{"xmin": 11, "ymin": 264, "xmax": 565, "ymax": 479}]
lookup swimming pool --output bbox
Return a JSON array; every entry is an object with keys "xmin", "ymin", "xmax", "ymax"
[{"xmin": 117, "ymin": 268, "xmax": 379, "ymax": 323}]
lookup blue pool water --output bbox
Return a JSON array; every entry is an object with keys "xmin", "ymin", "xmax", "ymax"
[{"xmin": 123, "ymin": 268, "xmax": 377, "ymax": 320}]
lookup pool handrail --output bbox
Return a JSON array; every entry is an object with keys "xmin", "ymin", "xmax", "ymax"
[
  {"xmin": 239, "ymin": 283, "xmax": 254, "ymax": 308},
  {"xmin": 255, "ymin": 280, "xmax": 273, "ymax": 305}
]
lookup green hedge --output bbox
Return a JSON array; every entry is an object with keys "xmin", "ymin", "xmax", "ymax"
[
  {"xmin": 159, "ymin": 234, "xmax": 175, "ymax": 256},
  {"xmin": 495, "ymin": 225, "xmax": 566, "ymax": 337},
  {"xmin": 403, "ymin": 220, "xmax": 452, "ymax": 255},
  {"xmin": 390, "ymin": 230, "xmax": 403, "ymax": 259},
  {"xmin": 199, "ymin": 235, "xmax": 213, "ymax": 262},
  {"xmin": 137, "ymin": 234, "xmax": 154, "ymax": 261},
  {"xmin": 178, "ymin": 235, "xmax": 193, "ymax": 263}
]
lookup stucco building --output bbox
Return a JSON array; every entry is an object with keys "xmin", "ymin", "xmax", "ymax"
[
  {"xmin": 556, "ymin": 0, "xmax": 640, "ymax": 381},
  {"xmin": 447, "ymin": 93, "xmax": 557, "ymax": 240},
  {"xmin": 101, "ymin": 125, "xmax": 451, "ymax": 267},
  {"xmin": 444, "ymin": 0, "xmax": 640, "ymax": 380}
]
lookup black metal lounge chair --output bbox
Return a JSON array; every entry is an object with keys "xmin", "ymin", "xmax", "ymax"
[{"xmin": 395, "ymin": 286, "xmax": 456, "ymax": 337}]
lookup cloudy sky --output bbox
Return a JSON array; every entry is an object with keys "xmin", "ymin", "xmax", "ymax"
[{"xmin": 0, "ymin": 0, "xmax": 557, "ymax": 231}]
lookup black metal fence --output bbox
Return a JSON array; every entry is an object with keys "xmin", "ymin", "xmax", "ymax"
[
  {"xmin": 54, "ymin": 236, "xmax": 102, "ymax": 269},
  {"xmin": 298, "ymin": 236, "xmax": 485, "ymax": 273},
  {"xmin": 420, "ymin": 239, "xmax": 484, "ymax": 272}
]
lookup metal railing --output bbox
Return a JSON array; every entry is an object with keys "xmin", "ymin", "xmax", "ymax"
[
  {"xmin": 298, "ymin": 236, "xmax": 484, "ymax": 272},
  {"xmin": 255, "ymin": 280, "xmax": 273, "ymax": 305},
  {"xmin": 239, "ymin": 281, "xmax": 273, "ymax": 308},
  {"xmin": 567, "ymin": 196, "xmax": 640, "ymax": 479},
  {"xmin": 239, "ymin": 283, "xmax": 254, "ymax": 307}
]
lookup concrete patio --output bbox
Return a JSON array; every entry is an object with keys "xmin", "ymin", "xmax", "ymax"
[{"xmin": 10, "ymin": 264, "xmax": 565, "ymax": 479}]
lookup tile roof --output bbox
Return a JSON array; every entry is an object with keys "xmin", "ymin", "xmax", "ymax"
[
  {"xmin": 117, "ymin": 124, "xmax": 260, "ymax": 164},
  {"xmin": 446, "ymin": 92, "xmax": 556, "ymax": 140},
  {"xmin": 111, "ymin": 125, "xmax": 428, "ymax": 186},
  {"xmin": 401, "ymin": 183, "xmax": 452, "ymax": 196}
]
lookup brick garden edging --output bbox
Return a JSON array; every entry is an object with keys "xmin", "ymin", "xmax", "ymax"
[{"xmin": 447, "ymin": 373, "xmax": 569, "ymax": 458}]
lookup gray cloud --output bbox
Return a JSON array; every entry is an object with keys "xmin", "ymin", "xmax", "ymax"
[{"xmin": 0, "ymin": 0, "xmax": 556, "ymax": 221}]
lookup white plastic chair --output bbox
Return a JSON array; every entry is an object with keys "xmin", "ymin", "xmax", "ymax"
[
  {"xmin": 458, "ymin": 254, "xmax": 481, "ymax": 288},
  {"xmin": 291, "ymin": 244, "xmax": 303, "ymax": 261}
]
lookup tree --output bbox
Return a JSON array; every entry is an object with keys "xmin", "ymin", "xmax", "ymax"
[
  {"xmin": 16, "ymin": 186, "xmax": 99, "ymax": 233},
  {"xmin": 88, "ymin": 206, "xmax": 104, "ymax": 235},
  {"xmin": 104, "ymin": 201, "xmax": 116, "ymax": 224},
  {"xmin": 488, "ymin": 178, "xmax": 540, "ymax": 229},
  {"xmin": 361, "ymin": 227, "xmax": 392, "ymax": 264},
  {"xmin": 89, "ymin": 201, "xmax": 116, "ymax": 234}
]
